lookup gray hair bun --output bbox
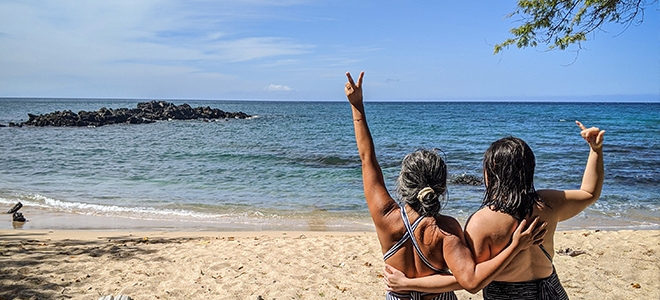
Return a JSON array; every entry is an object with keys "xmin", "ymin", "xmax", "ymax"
[{"xmin": 396, "ymin": 149, "xmax": 447, "ymax": 216}]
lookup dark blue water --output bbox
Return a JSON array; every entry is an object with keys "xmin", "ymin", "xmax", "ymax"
[{"xmin": 1, "ymin": 99, "xmax": 658, "ymax": 230}]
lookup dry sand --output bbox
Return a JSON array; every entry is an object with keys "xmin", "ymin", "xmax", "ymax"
[{"xmin": 0, "ymin": 229, "xmax": 658, "ymax": 300}]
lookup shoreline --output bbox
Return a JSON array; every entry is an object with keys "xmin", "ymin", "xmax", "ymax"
[
  {"xmin": 1, "ymin": 229, "xmax": 658, "ymax": 299},
  {"xmin": 3, "ymin": 204, "xmax": 659, "ymax": 232}
]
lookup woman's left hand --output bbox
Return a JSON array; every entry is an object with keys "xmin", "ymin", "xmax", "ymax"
[
  {"xmin": 345, "ymin": 71, "xmax": 364, "ymax": 107},
  {"xmin": 383, "ymin": 264, "xmax": 410, "ymax": 292},
  {"xmin": 512, "ymin": 217, "xmax": 546, "ymax": 250}
]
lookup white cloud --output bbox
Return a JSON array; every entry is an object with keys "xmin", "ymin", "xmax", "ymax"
[{"xmin": 265, "ymin": 84, "xmax": 294, "ymax": 91}]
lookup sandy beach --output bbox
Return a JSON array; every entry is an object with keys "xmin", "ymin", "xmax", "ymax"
[{"xmin": 1, "ymin": 229, "xmax": 658, "ymax": 300}]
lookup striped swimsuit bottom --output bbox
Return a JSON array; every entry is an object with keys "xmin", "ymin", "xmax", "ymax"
[
  {"xmin": 386, "ymin": 290, "xmax": 457, "ymax": 300},
  {"xmin": 483, "ymin": 245, "xmax": 569, "ymax": 300},
  {"xmin": 483, "ymin": 267, "xmax": 568, "ymax": 300}
]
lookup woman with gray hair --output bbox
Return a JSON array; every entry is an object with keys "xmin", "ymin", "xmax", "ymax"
[{"xmin": 345, "ymin": 71, "xmax": 546, "ymax": 299}]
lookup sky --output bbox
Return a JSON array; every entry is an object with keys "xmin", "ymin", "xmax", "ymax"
[{"xmin": 0, "ymin": 1, "xmax": 658, "ymax": 101}]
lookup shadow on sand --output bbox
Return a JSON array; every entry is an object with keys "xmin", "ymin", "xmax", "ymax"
[{"xmin": 0, "ymin": 235, "xmax": 183, "ymax": 299}]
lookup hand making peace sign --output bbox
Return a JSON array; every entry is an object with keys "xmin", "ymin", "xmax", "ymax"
[{"xmin": 345, "ymin": 71, "xmax": 364, "ymax": 107}]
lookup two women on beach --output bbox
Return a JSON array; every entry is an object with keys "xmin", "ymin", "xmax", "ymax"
[{"xmin": 345, "ymin": 71, "xmax": 605, "ymax": 299}]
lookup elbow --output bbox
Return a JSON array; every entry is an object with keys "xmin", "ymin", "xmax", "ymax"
[
  {"xmin": 584, "ymin": 192, "xmax": 602, "ymax": 205},
  {"xmin": 462, "ymin": 281, "xmax": 484, "ymax": 294},
  {"xmin": 456, "ymin": 278, "xmax": 482, "ymax": 294},
  {"xmin": 464, "ymin": 284, "xmax": 482, "ymax": 294},
  {"xmin": 592, "ymin": 193, "xmax": 602, "ymax": 203}
]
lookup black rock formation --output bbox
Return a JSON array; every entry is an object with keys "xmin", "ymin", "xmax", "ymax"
[
  {"xmin": 14, "ymin": 100, "xmax": 251, "ymax": 127},
  {"xmin": 450, "ymin": 174, "xmax": 483, "ymax": 186}
]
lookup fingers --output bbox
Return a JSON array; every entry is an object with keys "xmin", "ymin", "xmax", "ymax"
[
  {"xmin": 533, "ymin": 233, "xmax": 545, "ymax": 244},
  {"xmin": 346, "ymin": 72, "xmax": 355, "ymax": 85},
  {"xmin": 530, "ymin": 217, "xmax": 546, "ymax": 233},
  {"xmin": 576, "ymin": 120, "xmax": 605, "ymax": 144},
  {"xmin": 384, "ymin": 264, "xmax": 393, "ymax": 274},
  {"xmin": 383, "ymin": 266, "xmax": 393, "ymax": 286},
  {"xmin": 576, "ymin": 121, "xmax": 602, "ymax": 138},
  {"xmin": 524, "ymin": 217, "xmax": 537, "ymax": 235},
  {"xmin": 346, "ymin": 71, "xmax": 364, "ymax": 87},
  {"xmin": 516, "ymin": 218, "xmax": 527, "ymax": 234},
  {"xmin": 596, "ymin": 130, "xmax": 606, "ymax": 145},
  {"xmin": 533, "ymin": 226, "xmax": 547, "ymax": 244},
  {"xmin": 357, "ymin": 71, "xmax": 364, "ymax": 88},
  {"xmin": 530, "ymin": 217, "xmax": 547, "ymax": 244}
]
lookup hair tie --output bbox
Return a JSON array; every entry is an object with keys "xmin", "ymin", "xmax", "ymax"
[{"xmin": 417, "ymin": 187, "xmax": 435, "ymax": 202}]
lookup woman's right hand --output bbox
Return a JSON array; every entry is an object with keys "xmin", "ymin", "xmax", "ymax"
[
  {"xmin": 345, "ymin": 71, "xmax": 364, "ymax": 107},
  {"xmin": 512, "ymin": 217, "xmax": 546, "ymax": 250},
  {"xmin": 383, "ymin": 264, "xmax": 411, "ymax": 292}
]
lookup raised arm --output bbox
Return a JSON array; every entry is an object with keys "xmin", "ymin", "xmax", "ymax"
[
  {"xmin": 345, "ymin": 71, "xmax": 398, "ymax": 230},
  {"xmin": 540, "ymin": 120, "xmax": 605, "ymax": 221},
  {"xmin": 384, "ymin": 218, "xmax": 546, "ymax": 294}
]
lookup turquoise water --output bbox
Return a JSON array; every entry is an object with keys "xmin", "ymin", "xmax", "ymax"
[{"xmin": 0, "ymin": 99, "xmax": 658, "ymax": 230}]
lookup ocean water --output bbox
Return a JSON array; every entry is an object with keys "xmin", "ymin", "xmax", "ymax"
[{"xmin": 0, "ymin": 99, "xmax": 658, "ymax": 231}]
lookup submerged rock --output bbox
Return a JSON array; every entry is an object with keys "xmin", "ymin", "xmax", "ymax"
[
  {"xmin": 450, "ymin": 174, "xmax": 483, "ymax": 186},
  {"xmin": 18, "ymin": 100, "xmax": 251, "ymax": 127}
]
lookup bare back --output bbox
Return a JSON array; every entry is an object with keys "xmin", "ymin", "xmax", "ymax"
[
  {"xmin": 466, "ymin": 121, "xmax": 604, "ymax": 283},
  {"xmin": 381, "ymin": 205, "xmax": 464, "ymax": 279},
  {"xmin": 465, "ymin": 212, "xmax": 550, "ymax": 281},
  {"xmin": 466, "ymin": 188, "xmax": 596, "ymax": 282}
]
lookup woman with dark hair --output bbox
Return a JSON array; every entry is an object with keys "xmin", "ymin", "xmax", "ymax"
[
  {"xmin": 345, "ymin": 71, "xmax": 547, "ymax": 299},
  {"xmin": 384, "ymin": 120, "xmax": 605, "ymax": 299},
  {"xmin": 481, "ymin": 137, "xmax": 541, "ymax": 221}
]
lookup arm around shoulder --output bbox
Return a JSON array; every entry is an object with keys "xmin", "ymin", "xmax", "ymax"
[
  {"xmin": 445, "ymin": 218, "xmax": 545, "ymax": 293},
  {"xmin": 384, "ymin": 265, "xmax": 462, "ymax": 294}
]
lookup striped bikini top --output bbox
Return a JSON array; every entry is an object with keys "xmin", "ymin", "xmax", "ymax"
[{"xmin": 383, "ymin": 205, "xmax": 451, "ymax": 274}]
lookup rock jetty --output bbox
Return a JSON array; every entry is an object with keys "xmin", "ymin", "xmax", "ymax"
[{"xmin": 5, "ymin": 100, "xmax": 250, "ymax": 127}]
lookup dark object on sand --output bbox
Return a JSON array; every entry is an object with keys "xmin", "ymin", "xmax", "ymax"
[
  {"xmin": 98, "ymin": 295, "xmax": 133, "ymax": 300},
  {"xmin": 6, "ymin": 202, "xmax": 22, "ymax": 214},
  {"xmin": 556, "ymin": 247, "xmax": 586, "ymax": 257},
  {"xmin": 12, "ymin": 212, "xmax": 26, "ymax": 222},
  {"xmin": 18, "ymin": 100, "xmax": 251, "ymax": 127}
]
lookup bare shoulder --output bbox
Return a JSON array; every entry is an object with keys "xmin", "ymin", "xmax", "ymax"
[
  {"xmin": 465, "ymin": 208, "xmax": 517, "ymax": 260},
  {"xmin": 375, "ymin": 206, "xmax": 405, "ymax": 246},
  {"xmin": 465, "ymin": 208, "xmax": 513, "ymax": 234},
  {"xmin": 417, "ymin": 214, "xmax": 462, "ymax": 248},
  {"xmin": 435, "ymin": 214, "xmax": 463, "ymax": 237},
  {"xmin": 537, "ymin": 189, "xmax": 565, "ymax": 207},
  {"xmin": 536, "ymin": 189, "xmax": 569, "ymax": 219}
]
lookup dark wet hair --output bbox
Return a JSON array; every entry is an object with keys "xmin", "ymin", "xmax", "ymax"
[
  {"xmin": 396, "ymin": 149, "xmax": 447, "ymax": 216},
  {"xmin": 482, "ymin": 137, "xmax": 542, "ymax": 220}
]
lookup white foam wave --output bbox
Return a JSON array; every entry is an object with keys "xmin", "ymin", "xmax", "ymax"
[{"xmin": 0, "ymin": 192, "xmax": 266, "ymax": 222}]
